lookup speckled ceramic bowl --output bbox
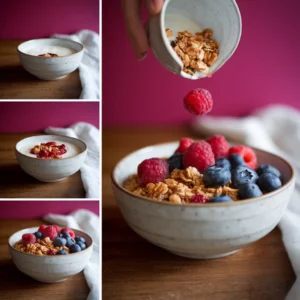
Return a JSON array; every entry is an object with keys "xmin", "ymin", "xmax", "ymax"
[
  {"xmin": 8, "ymin": 227, "xmax": 93, "ymax": 283},
  {"xmin": 112, "ymin": 142, "xmax": 295, "ymax": 259}
]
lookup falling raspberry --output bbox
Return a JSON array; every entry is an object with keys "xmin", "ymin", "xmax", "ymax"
[{"xmin": 183, "ymin": 88, "xmax": 213, "ymax": 115}]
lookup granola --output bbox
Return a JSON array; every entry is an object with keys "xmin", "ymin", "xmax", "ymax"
[
  {"xmin": 124, "ymin": 167, "xmax": 239, "ymax": 204},
  {"xmin": 166, "ymin": 28, "xmax": 219, "ymax": 76}
]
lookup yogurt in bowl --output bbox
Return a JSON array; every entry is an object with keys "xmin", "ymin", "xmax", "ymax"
[
  {"xmin": 17, "ymin": 38, "xmax": 84, "ymax": 80},
  {"xmin": 15, "ymin": 135, "xmax": 87, "ymax": 182}
]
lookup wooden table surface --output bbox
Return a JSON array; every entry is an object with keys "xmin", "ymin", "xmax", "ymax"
[
  {"xmin": 102, "ymin": 126, "xmax": 296, "ymax": 300},
  {"xmin": 0, "ymin": 133, "xmax": 85, "ymax": 198},
  {"xmin": 0, "ymin": 40, "xmax": 82, "ymax": 99},
  {"xmin": 0, "ymin": 219, "xmax": 90, "ymax": 299}
]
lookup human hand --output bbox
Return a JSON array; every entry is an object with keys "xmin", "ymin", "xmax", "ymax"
[{"xmin": 122, "ymin": 0, "xmax": 164, "ymax": 60}]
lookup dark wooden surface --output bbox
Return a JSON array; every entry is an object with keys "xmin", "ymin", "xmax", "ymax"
[
  {"xmin": 0, "ymin": 133, "xmax": 85, "ymax": 198},
  {"xmin": 0, "ymin": 40, "xmax": 82, "ymax": 99},
  {"xmin": 0, "ymin": 219, "xmax": 90, "ymax": 299},
  {"xmin": 102, "ymin": 126, "xmax": 296, "ymax": 300}
]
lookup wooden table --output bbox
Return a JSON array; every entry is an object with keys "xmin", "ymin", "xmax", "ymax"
[
  {"xmin": 0, "ymin": 133, "xmax": 85, "ymax": 198},
  {"xmin": 0, "ymin": 219, "xmax": 90, "ymax": 299},
  {"xmin": 0, "ymin": 40, "xmax": 82, "ymax": 99},
  {"xmin": 102, "ymin": 126, "xmax": 296, "ymax": 300}
]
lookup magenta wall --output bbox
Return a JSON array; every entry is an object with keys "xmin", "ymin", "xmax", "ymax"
[
  {"xmin": 103, "ymin": 0, "xmax": 300, "ymax": 126},
  {"xmin": 0, "ymin": 0, "xmax": 99, "ymax": 39},
  {"xmin": 0, "ymin": 201, "xmax": 99, "ymax": 219},
  {"xmin": 0, "ymin": 102, "xmax": 99, "ymax": 133}
]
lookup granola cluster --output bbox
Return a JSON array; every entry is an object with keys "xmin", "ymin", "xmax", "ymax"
[
  {"xmin": 124, "ymin": 167, "xmax": 239, "ymax": 204},
  {"xmin": 38, "ymin": 53, "xmax": 59, "ymax": 57},
  {"xmin": 14, "ymin": 237, "xmax": 70, "ymax": 256},
  {"xmin": 30, "ymin": 141, "xmax": 67, "ymax": 159},
  {"xmin": 166, "ymin": 28, "xmax": 219, "ymax": 76}
]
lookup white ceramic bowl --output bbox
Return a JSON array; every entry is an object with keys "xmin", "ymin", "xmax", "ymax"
[
  {"xmin": 148, "ymin": 0, "xmax": 242, "ymax": 79},
  {"xmin": 17, "ymin": 38, "xmax": 84, "ymax": 80},
  {"xmin": 8, "ymin": 227, "xmax": 93, "ymax": 283},
  {"xmin": 15, "ymin": 135, "xmax": 87, "ymax": 182},
  {"xmin": 112, "ymin": 142, "xmax": 295, "ymax": 259}
]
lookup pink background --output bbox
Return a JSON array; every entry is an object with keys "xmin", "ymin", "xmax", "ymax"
[
  {"xmin": 0, "ymin": 201, "xmax": 99, "ymax": 219},
  {"xmin": 0, "ymin": 102, "xmax": 99, "ymax": 133},
  {"xmin": 103, "ymin": 0, "xmax": 300, "ymax": 126},
  {"xmin": 0, "ymin": 0, "xmax": 99, "ymax": 39}
]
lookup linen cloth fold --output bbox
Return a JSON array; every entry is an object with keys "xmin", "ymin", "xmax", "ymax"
[
  {"xmin": 44, "ymin": 209, "xmax": 100, "ymax": 300},
  {"xmin": 45, "ymin": 122, "xmax": 100, "ymax": 199},
  {"xmin": 192, "ymin": 105, "xmax": 300, "ymax": 300},
  {"xmin": 52, "ymin": 30, "xmax": 99, "ymax": 100}
]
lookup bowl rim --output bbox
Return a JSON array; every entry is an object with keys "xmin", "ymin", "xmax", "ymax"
[
  {"xmin": 15, "ymin": 134, "xmax": 88, "ymax": 161},
  {"xmin": 17, "ymin": 38, "xmax": 84, "ymax": 58},
  {"xmin": 111, "ymin": 141, "xmax": 295, "ymax": 207},
  {"xmin": 8, "ymin": 227, "xmax": 94, "ymax": 258},
  {"xmin": 159, "ymin": 0, "xmax": 242, "ymax": 79}
]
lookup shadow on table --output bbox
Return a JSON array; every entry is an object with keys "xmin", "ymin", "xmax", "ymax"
[
  {"xmin": 0, "ymin": 164, "xmax": 37, "ymax": 185},
  {"xmin": 0, "ymin": 65, "xmax": 37, "ymax": 82}
]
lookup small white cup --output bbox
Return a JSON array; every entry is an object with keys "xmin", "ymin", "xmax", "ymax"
[{"xmin": 148, "ymin": 0, "xmax": 242, "ymax": 79}]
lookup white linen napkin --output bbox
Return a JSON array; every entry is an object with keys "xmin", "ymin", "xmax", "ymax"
[
  {"xmin": 52, "ymin": 30, "xmax": 99, "ymax": 100},
  {"xmin": 44, "ymin": 209, "xmax": 100, "ymax": 300},
  {"xmin": 192, "ymin": 104, "xmax": 300, "ymax": 300},
  {"xmin": 45, "ymin": 122, "xmax": 100, "ymax": 199}
]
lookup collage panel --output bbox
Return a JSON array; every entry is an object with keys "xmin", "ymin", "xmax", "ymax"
[
  {"xmin": 0, "ymin": 0, "xmax": 99, "ymax": 100},
  {"xmin": 0, "ymin": 201, "xmax": 100, "ymax": 300},
  {"xmin": 0, "ymin": 102, "xmax": 99, "ymax": 199}
]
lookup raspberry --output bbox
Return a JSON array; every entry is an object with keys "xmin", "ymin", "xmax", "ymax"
[
  {"xmin": 61, "ymin": 228, "xmax": 75, "ymax": 238},
  {"xmin": 137, "ymin": 158, "xmax": 169, "ymax": 186},
  {"xmin": 38, "ymin": 225, "xmax": 47, "ymax": 233},
  {"xmin": 183, "ymin": 141, "xmax": 215, "ymax": 173},
  {"xmin": 206, "ymin": 135, "xmax": 229, "ymax": 159},
  {"xmin": 175, "ymin": 137, "xmax": 194, "ymax": 154},
  {"xmin": 47, "ymin": 249, "xmax": 56, "ymax": 256},
  {"xmin": 22, "ymin": 233, "xmax": 36, "ymax": 246},
  {"xmin": 183, "ymin": 88, "xmax": 213, "ymax": 115},
  {"xmin": 43, "ymin": 225, "xmax": 58, "ymax": 240},
  {"xmin": 52, "ymin": 224, "xmax": 61, "ymax": 233},
  {"xmin": 228, "ymin": 145, "xmax": 257, "ymax": 169},
  {"xmin": 189, "ymin": 194, "xmax": 209, "ymax": 203}
]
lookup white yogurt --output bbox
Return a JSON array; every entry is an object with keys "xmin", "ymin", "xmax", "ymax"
[
  {"xmin": 20, "ymin": 141, "xmax": 82, "ymax": 159},
  {"xmin": 25, "ymin": 46, "xmax": 76, "ymax": 57}
]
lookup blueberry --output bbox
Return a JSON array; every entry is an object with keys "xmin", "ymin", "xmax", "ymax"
[
  {"xmin": 34, "ymin": 231, "xmax": 43, "ymax": 239},
  {"xmin": 215, "ymin": 158, "xmax": 232, "ymax": 171},
  {"xmin": 70, "ymin": 244, "xmax": 81, "ymax": 253},
  {"xmin": 77, "ymin": 241, "xmax": 86, "ymax": 250},
  {"xmin": 209, "ymin": 195, "xmax": 233, "ymax": 203},
  {"xmin": 229, "ymin": 154, "xmax": 245, "ymax": 169},
  {"xmin": 258, "ymin": 173, "xmax": 282, "ymax": 192},
  {"xmin": 56, "ymin": 249, "xmax": 67, "ymax": 255},
  {"xmin": 167, "ymin": 153, "xmax": 183, "ymax": 173},
  {"xmin": 57, "ymin": 233, "xmax": 63, "ymax": 238},
  {"xmin": 62, "ymin": 231, "xmax": 71, "ymax": 239},
  {"xmin": 231, "ymin": 165, "xmax": 258, "ymax": 188},
  {"xmin": 75, "ymin": 236, "xmax": 86, "ymax": 244},
  {"xmin": 203, "ymin": 166, "xmax": 231, "ymax": 188},
  {"xmin": 66, "ymin": 237, "xmax": 76, "ymax": 247},
  {"xmin": 238, "ymin": 183, "xmax": 263, "ymax": 199},
  {"xmin": 53, "ymin": 237, "xmax": 67, "ymax": 247},
  {"xmin": 256, "ymin": 164, "xmax": 281, "ymax": 178}
]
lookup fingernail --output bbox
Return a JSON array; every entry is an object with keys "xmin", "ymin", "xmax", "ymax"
[
  {"xmin": 144, "ymin": 0, "xmax": 155, "ymax": 14},
  {"xmin": 138, "ymin": 51, "xmax": 147, "ymax": 61}
]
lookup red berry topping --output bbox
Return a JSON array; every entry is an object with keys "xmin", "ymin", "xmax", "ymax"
[
  {"xmin": 183, "ymin": 88, "xmax": 213, "ymax": 115},
  {"xmin": 183, "ymin": 141, "xmax": 215, "ymax": 173},
  {"xmin": 61, "ymin": 228, "xmax": 75, "ymax": 238},
  {"xmin": 43, "ymin": 225, "xmax": 58, "ymax": 240},
  {"xmin": 190, "ymin": 194, "xmax": 209, "ymax": 203},
  {"xmin": 52, "ymin": 224, "xmax": 61, "ymax": 233},
  {"xmin": 206, "ymin": 135, "xmax": 229, "ymax": 159},
  {"xmin": 228, "ymin": 145, "xmax": 257, "ymax": 169},
  {"xmin": 38, "ymin": 225, "xmax": 47, "ymax": 233},
  {"xmin": 137, "ymin": 158, "xmax": 169, "ymax": 187},
  {"xmin": 22, "ymin": 233, "xmax": 36, "ymax": 246},
  {"xmin": 175, "ymin": 137, "xmax": 194, "ymax": 154},
  {"xmin": 47, "ymin": 249, "xmax": 56, "ymax": 256}
]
